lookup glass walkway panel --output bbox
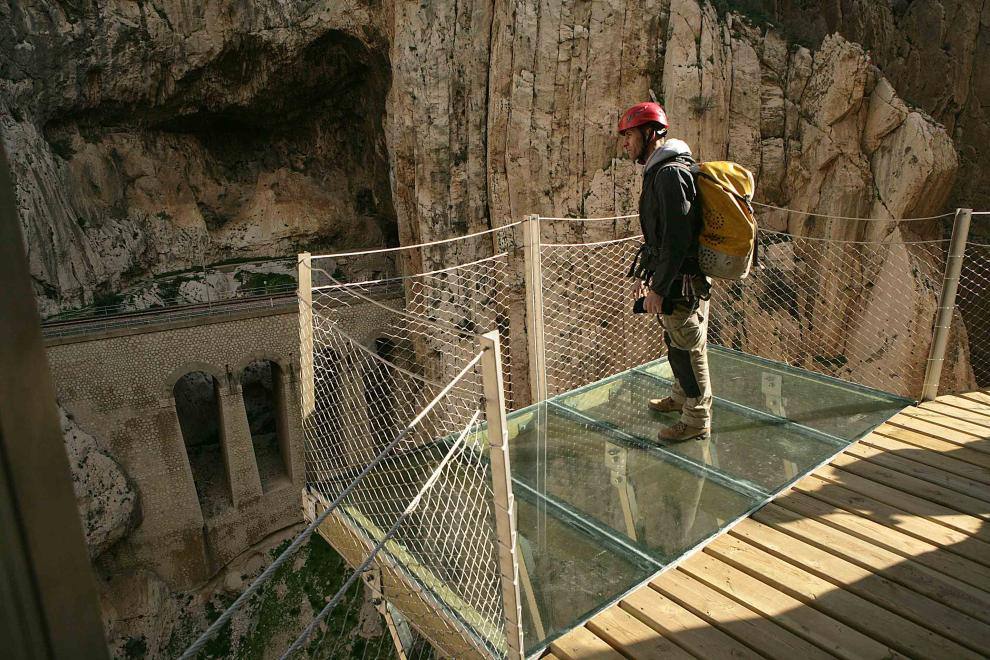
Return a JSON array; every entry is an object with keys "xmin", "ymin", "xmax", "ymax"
[{"xmin": 507, "ymin": 345, "xmax": 910, "ymax": 654}]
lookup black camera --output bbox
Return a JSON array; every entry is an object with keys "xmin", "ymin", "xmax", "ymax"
[{"xmin": 632, "ymin": 296, "xmax": 647, "ymax": 314}]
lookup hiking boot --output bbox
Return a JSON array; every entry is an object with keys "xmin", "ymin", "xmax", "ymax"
[
  {"xmin": 648, "ymin": 396, "xmax": 682, "ymax": 413},
  {"xmin": 658, "ymin": 421, "xmax": 710, "ymax": 443}
]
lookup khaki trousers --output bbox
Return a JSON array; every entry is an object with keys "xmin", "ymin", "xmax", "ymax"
[{"xmin": 662, "ymin": 298, "xmax": 712, "ymax": 429}]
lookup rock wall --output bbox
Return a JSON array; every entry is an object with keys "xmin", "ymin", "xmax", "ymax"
[
  {"xmin": 61, "ymin": 405, "xmax": 140, "ymax": 559},
  {"xmin": 3, "ymin": 0, "xmax": 967, "ymax": 337},
  {"xmin": 390, "ymin": 0, "xmax": 963, "ymax": 395},
  {"xmin": 728, "ymin": 0, "xmax": 989, "ymax": 215},
  {"xmin": 2, "ymin": 0, "xmax": 396, "ymax": 316}
]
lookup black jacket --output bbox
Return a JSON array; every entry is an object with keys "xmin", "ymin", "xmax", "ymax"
[{"xmin": 636, "ymin": 144, "xmax": 704, "ymax": 297}]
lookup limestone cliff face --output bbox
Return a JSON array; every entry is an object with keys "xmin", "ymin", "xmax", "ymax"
[
  {"xmin": 392, "ymin": 0, "xmax": 960, "ymax": 240},
  {"xmin": 390, "ymin": 0, "xmax": 962, "ymax": 394},
  {"xmin": 743, "ymin": 0, "xmax": 989, "ymax": 215},
  {"xmin": 2, "ymin": 0, "xmax": 396, "ymax": 316},
  {"xmin": 3, "ymin": 1, "xmax": 966, "ymax": 306},
  {"xmin": 61, "ymin": 406, "xmax": 140, "ymax": 559}
]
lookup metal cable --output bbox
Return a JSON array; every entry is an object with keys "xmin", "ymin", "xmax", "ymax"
[
  {"xmin": 750, "ymin": 200, "xmax": 955, "ymax": 222},
  {"xmin": 178, "ymin": 354, "xmax": 483, "ymax": 659},
  {"xmin": 281, "ymin": 411, "xmax": 480, "ymax": 658},
  {"xmin": 311, "ymin": 223, "xmax": 520, "ymax": 259}
]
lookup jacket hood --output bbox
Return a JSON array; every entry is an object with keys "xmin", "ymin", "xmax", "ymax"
[{"xmin": 643, "ymin": 138, "xmax": 692, "ymax": 174}]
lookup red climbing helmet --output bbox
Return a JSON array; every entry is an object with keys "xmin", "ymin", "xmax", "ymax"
[{"xmin": 618, "ymin": 102, "xmax": 668, "ymax": 134}]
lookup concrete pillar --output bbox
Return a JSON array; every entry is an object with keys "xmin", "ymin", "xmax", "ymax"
[
  {"xmin": 280, "ymin": 362, "xmax": 306, "ymax": 485},
  {"xmin": 218, "ymin": 382, "xmax": 263, "ymax": 506}
]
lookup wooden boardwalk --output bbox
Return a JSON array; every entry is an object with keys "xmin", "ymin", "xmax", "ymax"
[{"xmin": 544, "ymin": 391, "xmax": 990, "ymax": 659}]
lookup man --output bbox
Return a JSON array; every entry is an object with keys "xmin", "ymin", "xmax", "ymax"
[{"xmin": 619, "ymin": 102, "xmax": 712, "ymax": 442}]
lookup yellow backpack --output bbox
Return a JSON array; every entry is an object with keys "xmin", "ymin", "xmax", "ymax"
[{"xmin": 693, "ymin": 161, "xmax": 757, "ymax": 280}]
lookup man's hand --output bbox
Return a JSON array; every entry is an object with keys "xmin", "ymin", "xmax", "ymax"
[
  {"xmin": 645, "ymin": 290, "xmax": 663, "ymax": 314},
  {"xmin": 631, "ymin": 280, "xmax": 646, "ymax": 299}
]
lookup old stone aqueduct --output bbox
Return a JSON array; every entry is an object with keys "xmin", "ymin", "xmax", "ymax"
[{"xmin": 44, "ymin": 296, "xmax": 401, "ymax": 589}]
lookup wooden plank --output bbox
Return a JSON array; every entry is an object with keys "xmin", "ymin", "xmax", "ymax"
[
  {"xmin": 814, "ymin": 464, "xmax": 990, "ymax": 540},
  {"xmin": 774, "ymin": 490, "xmax": 990, "ymax": 592},
  {"xmin": 863, "ymin": 432, "xmax": 990, "ymax": 486},
  {"xmin": 707, "ymin": 533, "xmax": 984, "ymax": 660},
  {"xmin": 755, "ymin": 502, "xmax": 990, "ymax": 624},
  {"xmin": 618, "ymin": 582, "xmax": 764, "ymax": 660},
  {"xmin": 730, "ymin": 517, "xmax": 990, "ymax": 653},
  {"xmin": 678, "ymin": 551, "xmax": 898, "ymax": 659},
  {"xmin": 794, "ymin": 475, "xmax": 990, "ymax": 566},
  {"xmin": 887, "ymin": 408, "xmax": 990, "ymax": 453},
  {"xmin": 935, "ymin": 394, "xmax": 990, "ymax": 418},
  {"xmin": 959, "ymin": 391, "xmax": 990, "ymax": 408},
  {"xmin": 549, "ymin": 625, "xmax": 624, "ymax": 660},
  {"xmin": 651, "ymin": 568, "xmax": 835, "ymax": 660},
  {"xmin": 584, "ymin": 605, "xmax": 694, "ymax": 660},
  {"xmin": 919, "ymin": 401, "xmax": 990, "ymax": 428},
  {"xmin": 832, "ymin": 449, "xmax": 990, "ymax": 516},
  {"xmin": 874, "ymin": 426, "xmax": 990, "ymax": 470},
  {"xmin": 891, "ymin": 413, "xmax": 990, "ymax": 451},
  {"xmin": 845, "ymin": 441, "xmax": 990, "ymax": 502}
]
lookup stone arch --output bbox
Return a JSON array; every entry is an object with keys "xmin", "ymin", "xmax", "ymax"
[
  {"xmin": 165, "ymin": 362, "xmax": 228, "ymax": 399},
  {"xmin": 232, "ymin": 352, "xmax": 291, "ymax": 380},
  {"xmin": 173, "ymin": 369, "xmax": 231, "ymax": 516},
  {"xmin": 239, "ymin": 358, "xmax": 291, "ymax": 490}
]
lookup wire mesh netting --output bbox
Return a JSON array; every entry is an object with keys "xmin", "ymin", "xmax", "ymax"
[
  {"xmin": 537, "ymin": 216, "xmax": 965, "ymax": 400},
  {"xmin": 309, "ymin": 239, "xmax": 518, "ymax": 412},
  {"xmin": 299, "ymin": 235, "xmax": 521, "ymax": 659},
  {"xmin": 540, "ymin": 235, "xmax": 666, "ymax": 398},
  {"xmin": 942, "ymin": 238, "xmax": 990, "ymax": 393},
  {"xmin": 709, "ymin": 231, "xmax": 950, "ymax": 398}
]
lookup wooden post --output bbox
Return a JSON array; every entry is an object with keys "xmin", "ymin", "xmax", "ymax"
[
  {"xmin": 522, "ymin": 215, "xmax": 547, "ymax": 403},
  {"xmin": 362, "ymin": 568, "xmax": 409, "ymax": 660},
  {"xmin": 922, "ymin": 209, "xmax": 972, "ymax": 401},
  {"xmin": 0, "ymin": 138, "xmax": 108, "ymax": 658},
  {"xmin": 298, "ymin": 252, "xmax": 315, "ymax": 419},
  {"xmin": 479, "ymin": 331, "xmax": 525, "ymax": 659}
]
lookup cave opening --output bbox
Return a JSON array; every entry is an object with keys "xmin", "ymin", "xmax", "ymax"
[{"xmin": 40, "ymin": 27, "xmax": 398, "ymax": 305}]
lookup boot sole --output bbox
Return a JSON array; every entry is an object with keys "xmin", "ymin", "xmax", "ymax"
[{"xmin": 657, "ymin": 428, "xmax": 711, "ymax": 443}]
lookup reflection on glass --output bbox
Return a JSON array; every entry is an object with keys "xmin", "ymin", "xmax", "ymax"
[{"xmin": 504, "ymin": 346, "xmax": 907, "ymax": 653}]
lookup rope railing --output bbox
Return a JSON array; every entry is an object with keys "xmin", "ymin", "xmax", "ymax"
[
  {"xmin": 310, "ymin": 222, "xmax": 521, "ymax": 259},
  {"xmin": 537, "ymin": 213, "xmax": 639, "ymax": 222},
  {"xmin": 538, "ymin": 204, "xmax": 961, "ymax": 223},
  {"xmin": 311, "ymin": 252, "xmax": 510, "ymax": 291},
  {"xmin": 748, "ymin": 201, "xmax": 955, "ymax": 222}
]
